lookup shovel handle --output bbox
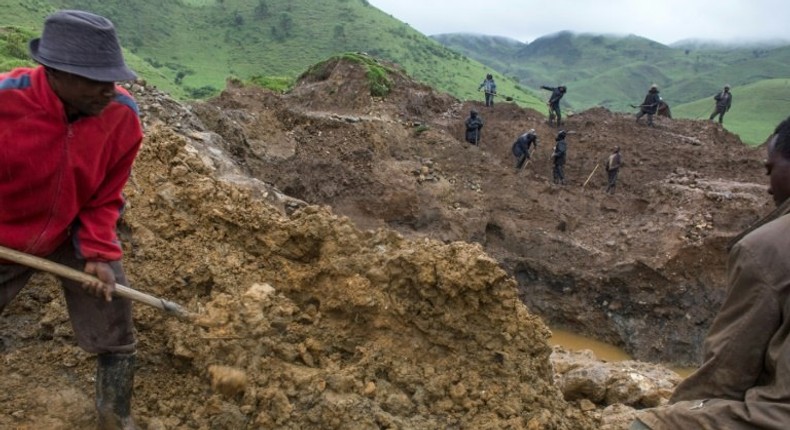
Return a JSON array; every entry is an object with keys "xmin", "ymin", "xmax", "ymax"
[
  {"xmin": 582, "ymin": 163, "xmax": 601, "ymax": 188},
  {"xmin": 0, "ymin": 245, "xmax": 194, "ymax": 321}
]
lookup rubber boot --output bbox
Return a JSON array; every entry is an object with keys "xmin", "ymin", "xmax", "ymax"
[{"xmin": 96, "ymin": 353, "xmax": 139, "ymax": 430}]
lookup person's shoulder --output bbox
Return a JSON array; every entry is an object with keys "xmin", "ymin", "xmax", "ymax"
[
  {"xmin": 740, "ymin": 213, "xmax": 790, "ymax": 251},
  {"xmin": 110, "ymin": 86, "xmax": 140, "ymax": 118},
  {"xmin": 0, "ymin": 67, "xmax": 37, "ymax": 91}
]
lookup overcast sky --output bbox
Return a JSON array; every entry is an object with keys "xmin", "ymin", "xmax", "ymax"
[{"xmin": 367, "ymin": 0, "xmax": 790, "ymax": 45}]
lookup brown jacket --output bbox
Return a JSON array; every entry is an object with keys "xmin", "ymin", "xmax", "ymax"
[{"xmin": 639, "ymin": 202, "xmax": 790, "ymax": 429}]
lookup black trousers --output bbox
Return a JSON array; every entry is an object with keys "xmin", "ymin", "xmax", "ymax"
[
  {"xmin": 548, "ymin": 104, "xmax": 561, "ymax": 126},
  {"xmin": 553, "ymin": 162, "xmax": 565, "ymax": 184},
  {"xmin": 709, "ymin": 107, "xmax": 727, "ymax": 123},
  {"xmin": 515, "ymin": 153, "xmax": 529, "ymax": 169},
  {"xmin": 484, "ymin": 93, "xmax": 494, "ymax": 107},
  {"xmin": 606, "ymin": 168, "xmax": 619, "ymax": 193},
  {"xmin": 0, "ymin": 241, "xmax": 135, "ymax": 354}
]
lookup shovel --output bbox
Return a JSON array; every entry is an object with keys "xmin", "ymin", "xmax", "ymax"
[
  {"xmin": 582, "ymin": 163, "xmax": 601, "ymax": 189},
  {"xmin": 0, "ymin": 245, "xmax": 196, "ymax": 322},
  {"xmin": 480, "ymin": 90, "xmax": 517, "ymax": 102}
]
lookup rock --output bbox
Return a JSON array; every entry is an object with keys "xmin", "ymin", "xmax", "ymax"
[{"xmin": 207, "ymin": 365, "xmax": 247, "ymax": 398}]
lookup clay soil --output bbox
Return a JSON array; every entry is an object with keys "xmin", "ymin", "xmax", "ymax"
[{"xmin": 0, "ymin": 57, "xmax": 772, "ymax": 429}]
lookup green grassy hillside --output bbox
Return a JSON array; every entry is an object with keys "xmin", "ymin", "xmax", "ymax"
[
  {"xmin": 0, "ymin": 26, "xmax": 35, "ymax": 70},
  {"xmin": 674, "ymin": 79, "xmax": 790, "ymax": 145},
  {"xmin": 0, "ymin": 0, "xmax": 544, "ymax": 109}
]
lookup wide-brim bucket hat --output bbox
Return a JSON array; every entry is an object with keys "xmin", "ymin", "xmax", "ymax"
[{"xmin": 29, "ymin": 9, "xmax": 136, "ymax": 82}]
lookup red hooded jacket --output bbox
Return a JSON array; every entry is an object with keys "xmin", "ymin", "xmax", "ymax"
[{"xmin": 0, "ymin": 66, "xmax": 143, "ymax": 261}]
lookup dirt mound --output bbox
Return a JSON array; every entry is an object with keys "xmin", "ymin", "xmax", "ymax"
[
  {"xmin": 0, "ymin": 102, "xmax": 593, "ymax": 428},
  {"xmin": 190, "ymin": 57, "xmax": 771, "ymax": 366}
]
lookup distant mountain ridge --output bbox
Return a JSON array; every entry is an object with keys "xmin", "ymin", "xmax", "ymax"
[{"xmin": 670, "ymin": 38, "xmax": 790, "ymax": 50}]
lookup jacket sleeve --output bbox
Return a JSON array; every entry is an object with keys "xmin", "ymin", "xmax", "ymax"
[
  {"xmin": 74, "ymin": 116, "xmax": 143, "ymax": 262},
  {"xmin": 670, "ymin": 242, "xmax": 779, "ymax": 402}
]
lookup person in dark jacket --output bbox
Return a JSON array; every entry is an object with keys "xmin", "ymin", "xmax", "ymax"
[
  {"xmin": 635, "ymin": 84, "xmax": 661, "ymax": 126},
  {"xmin": 0, "ymin": 10, "xmax": 143, "ymax": 429},
  {"xmin": 541, "ymin": 85, "xmax": 567, "ymax": 127},
  {"xmin": 631, "ymin": 115, "xmax": 790, "ymax": 430},
  {"xmin": 605, "ymin": 146, "xmax": 622, "ymax": 194},
  {"xmin": 512, "ymin": 129, "xmax": 538, "ymax": 170},
  {"xmin": 465, "ymin": 110, "xmax": 484, "ymax": 145},
  {"xmin": 478, "ymin": 73, "xmax": 497, "ymax": 107},
  {"xmin": 709, "ymin": 84, "xmax": 733, "ymax": 124},
  {"xmin": 551, "ymin": 130, "xmax": 568, "ymax": 185}
]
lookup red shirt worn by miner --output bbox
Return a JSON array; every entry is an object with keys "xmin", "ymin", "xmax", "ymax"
[{"xmin": 0, "ymin": 66, "xmax": 143, "ymax": 261}]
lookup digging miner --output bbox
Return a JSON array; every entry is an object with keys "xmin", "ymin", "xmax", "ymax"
[
  {"xmin": 633, "ymin": 116, "xmax": 790, "ymax": 429},
  {"xmin": 635, "ymin": 84, "xmax": 662, "ymax": 127},
  {"xmin": 511, "ymin": 128, "xmax": 538, "ymax": 171},
  {"xmin": 0, "ymin": 10, "xmax": 143, "ymax": 430},
  {"xmin": 541, "ymin": 84, "xmax": 567, "ymax": 128}
]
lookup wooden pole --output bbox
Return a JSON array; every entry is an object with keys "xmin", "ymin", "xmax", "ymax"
[
  {"xmin": 582, "ymin": 163, "xmax": 600, "ymax": 188},
  {"xmin": 0, "ymin": 245, "xmax": 195, "ymax": 321}
]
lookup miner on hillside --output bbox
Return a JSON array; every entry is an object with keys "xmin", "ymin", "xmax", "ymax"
[
  {"xmin": 541, "ymin": 85, "xmax": 567, "ymax": 128},
  {"xmin": 512, "ymin": 129, "xmax": 538, "ymax": 170},
  {"xmin": 605, "ymin": 146, "xmax": 623, "ymax": 194},
  {"xmin": 632, "ymin": 115, "xmax": 790, "ymax": 429},
  {"xmin": 551, "ymin": 130, "xmax": 568, "ymax": 185},
  {"xmin": 478, "ymin": 73, "xmax": 497, "ymax": 107},
  {"xmin": 635, "ymin": 84, "xmax": 662, "ymax": 127},
  {"xmin": 465, "ymin": 109, "xmax": 484, "ymax": 145},
  {"xmin": 709, "ymin": 84, "xmax": 733, "ymax": 124},
  {"xmin": 0, "ymin": 10, "xmax": 144, "ymax": 429}
]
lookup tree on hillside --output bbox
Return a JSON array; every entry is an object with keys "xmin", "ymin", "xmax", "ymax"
[
  {"xmin": 233, "ymin": 10, "xmax": 244, "ymax": 27},
  {"xmin": 254, "ymin": 0, "xmax": 269, "ymax": 20},
  {"xmin": 271, "ymin": 12, "xmax": 294, "ymax": 41},
  {"xmin": 334, "ymin": 24, "xmax": 346, "ymax": 42},
  {"xmin": 2, "ymin": 30, "xmax": 27, "ymax": 59}
]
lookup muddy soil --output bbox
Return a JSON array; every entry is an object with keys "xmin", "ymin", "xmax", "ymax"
[
  {"xmin": 193, "ymin": 59, "xmax": 769, "ymax": 366},
  {"xmin": 0, "ymin": 56, "xmax": 771, "ymax": 429}
]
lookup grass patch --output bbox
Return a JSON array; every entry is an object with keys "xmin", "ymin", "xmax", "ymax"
[
  {"xmin": 0, "ymin": 26, "xmax": 36, "ymax": 72},
  {"xmin": 248, "ymin": 74, "xmax": 293, "ymax": 92},
  {"xmin": 413, "ymin": 124, "xmax": 429, "ymax": 135}
]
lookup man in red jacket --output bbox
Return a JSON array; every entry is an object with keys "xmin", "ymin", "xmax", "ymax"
[{"xmin": 0, "ymin": 10, "xmax": 143, "ymax": 430}]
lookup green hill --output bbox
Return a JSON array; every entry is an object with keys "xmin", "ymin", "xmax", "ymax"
[{"xmin": 0, "ymin": 0, "xmax": 544, "ymax": 109}]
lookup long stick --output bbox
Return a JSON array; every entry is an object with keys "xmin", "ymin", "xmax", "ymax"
[
  {"xmin": 582, "ymin": 163, "xmax": 600, "ymax": 188},
  {"xmin": 0, "ymin": 245, "xmax": 195, "ymax": 321},
  {"xmin": 519, "ymin": 147, "xmax": 535, "ymax": 172}
]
